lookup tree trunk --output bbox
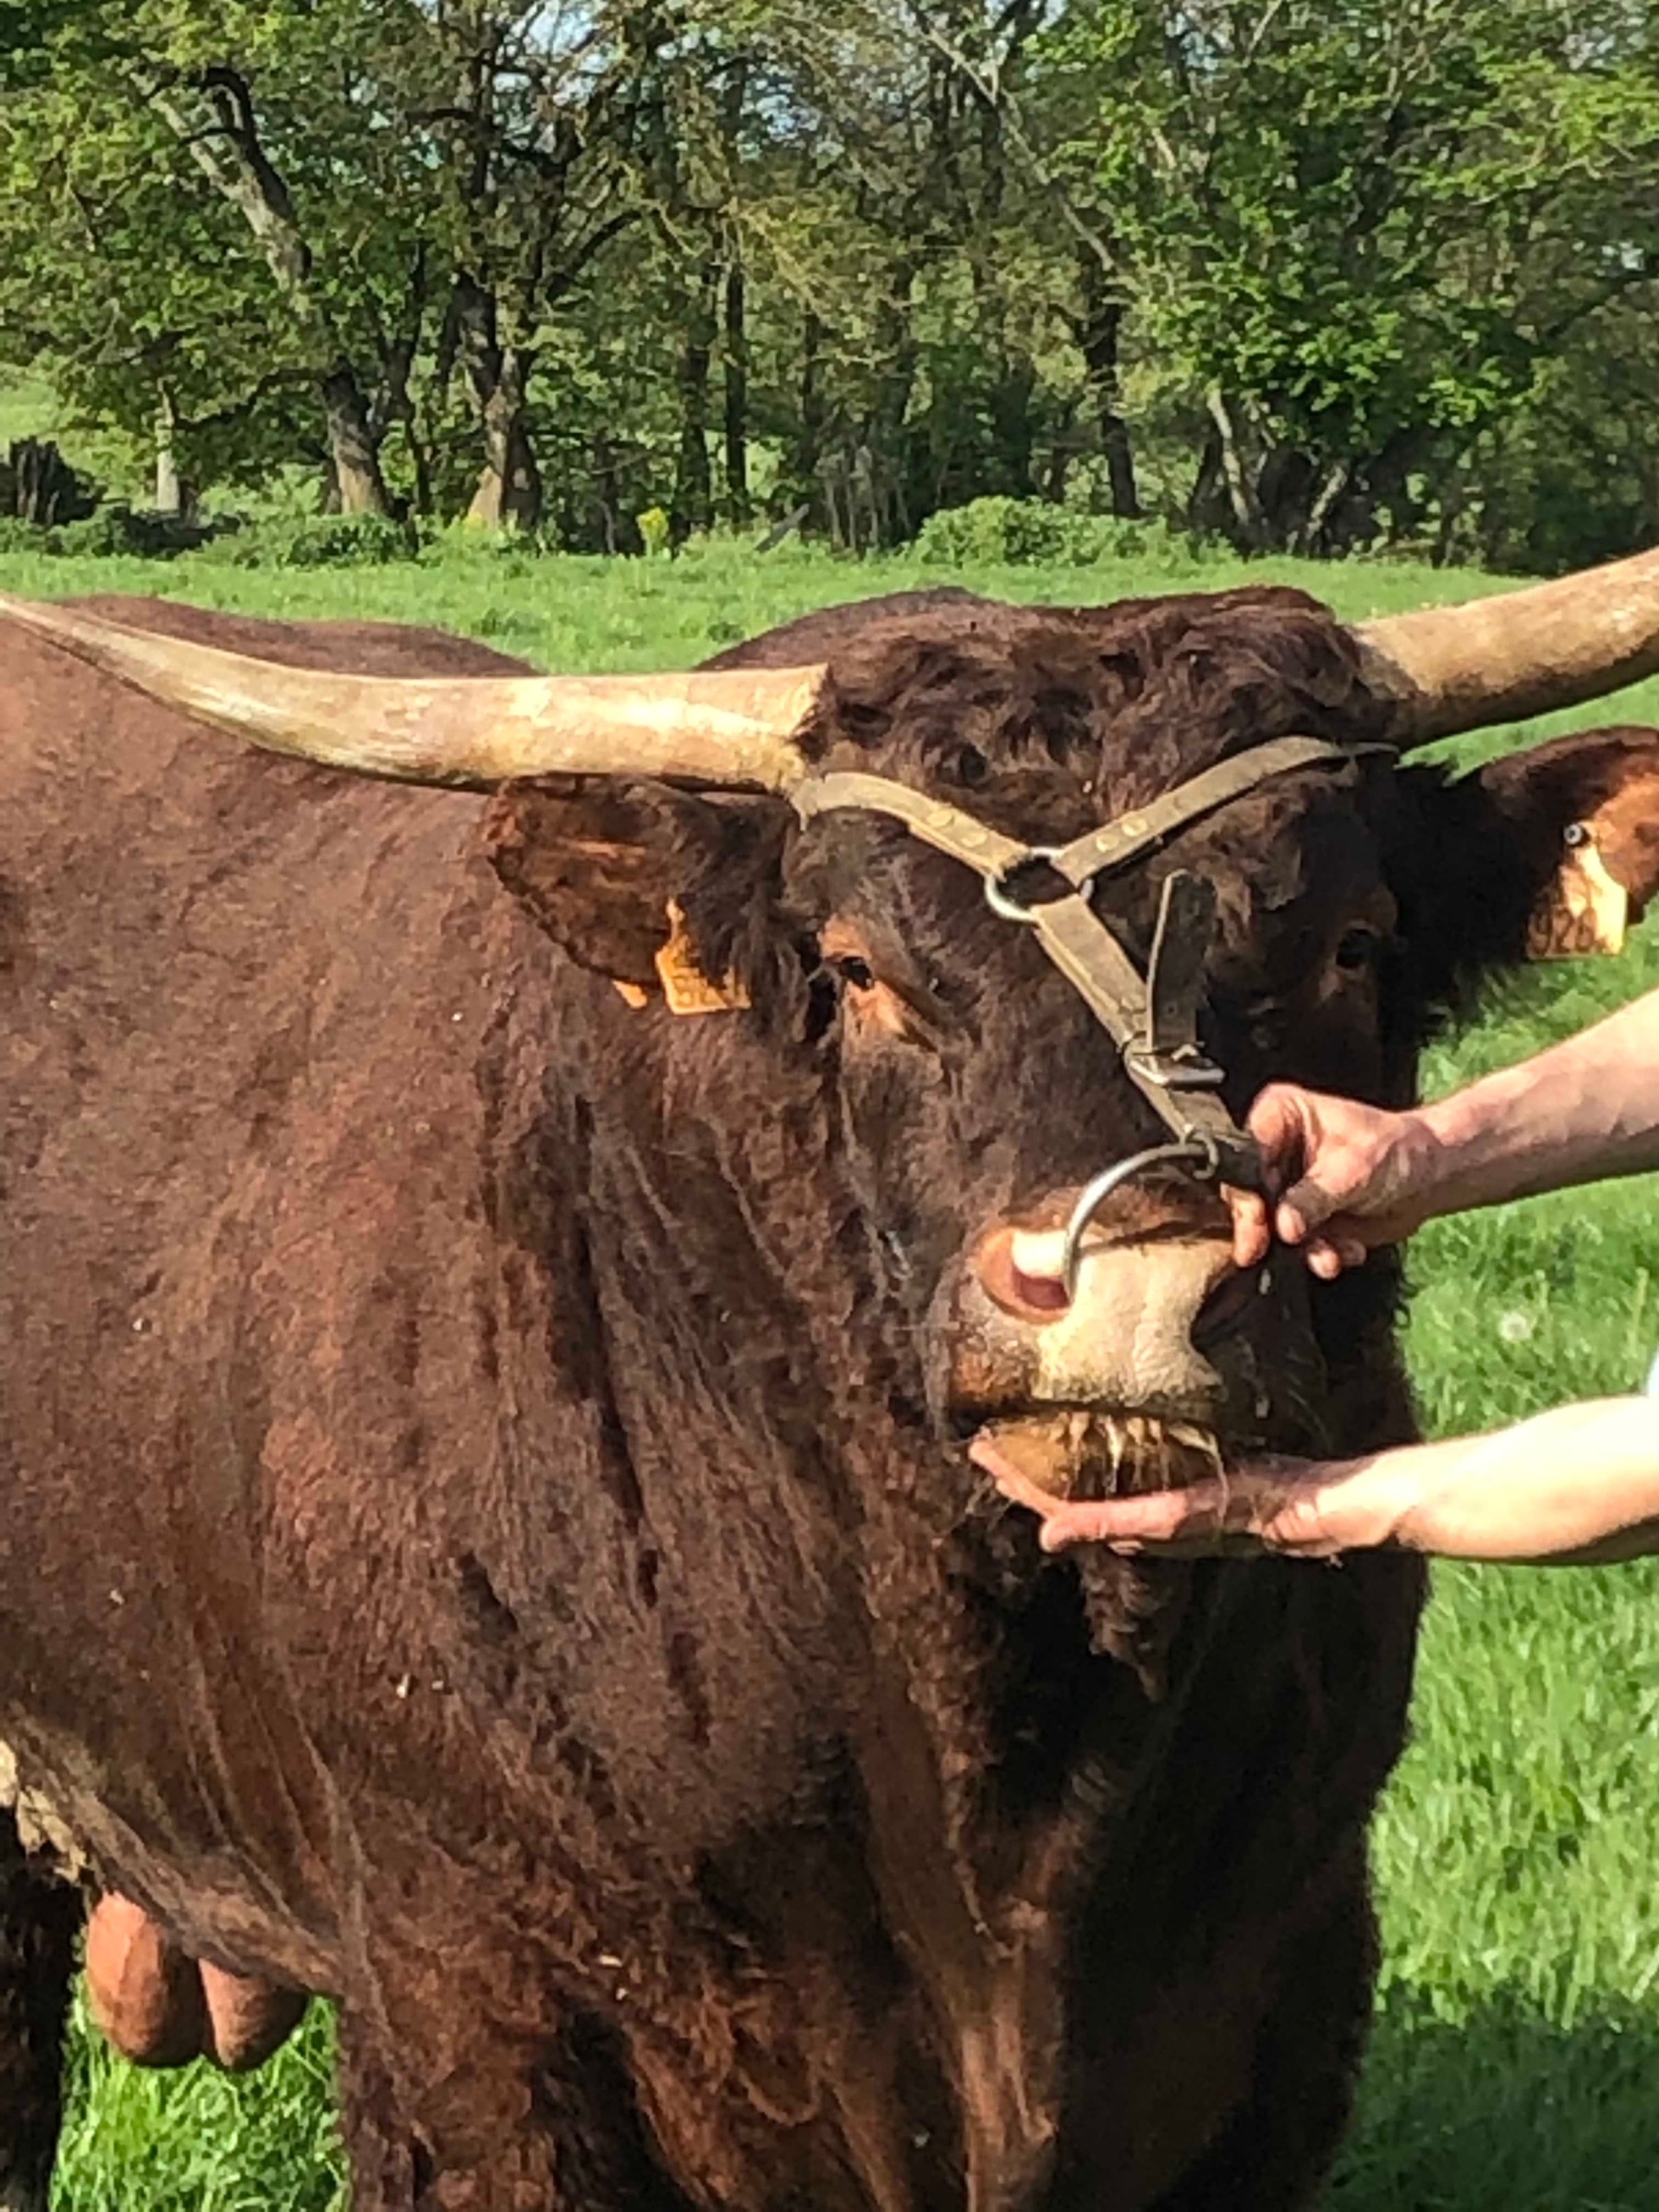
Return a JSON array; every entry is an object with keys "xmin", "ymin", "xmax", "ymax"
[
  {"xmin": 466, "ymin": 354, "xmax": 541, "ymax": 531},
  {"xmin": 1186, "ymin": 423, "xmax": 1227, "ymax": 536},
  {"xmin": 150, "ymin": 71, "xmax": 394, "ymax": 518},
  {"xmin": 989, "ymin": 358, "xmax": 1037, "ymax": 499},
  {"xmin": 868, "ymin": 265, "xmax": 918, "ymax": 544},
  {"xmin": 590, "ymin": 434, "xmax": 642, "ymax": 555},
  {"xmin": 1103, "ymin": 410, "xmax": 1140, "ymax": 521},
  {"xmin": 818, "ymin": 449, "xmax": 849, "ymax": 553},
  {"xmin": 8, "ymin": 439, "xmax": 90, "ymax": 524},
  {"xmin": 1256, "ymin": 442, "xmax": 1315, "ymax": 549},
  {"xmin": 788, "ymin": 314, "xmax": 827, "ymax": 528},
  {"xmin": 367, "ymin": 284, "xmax": 429, "ymax": 521},
  {"xmin": 1077, "ymin": 267, "xmax": 1141, "ymax": 518},
  {"xmin": 670, "ymin": 260, "xmax": 719, "ymax": 547},
  {"xmin": 722, "ymin": 262, "xmax": 750, "ymax": 531},
  {"xmin": 1358, "ymin": 425, "xmax": 1433, "ymax": 548},
  {"xmin": 321, "ymin": 364, "xmax": 397, "ymax": 516},
  {"xmin": 154, "ymin": 391, "xmax": 181, "ymax": 517},
  {"xmin": 1205, "ymin": 387, "xmax": 1268, "ymax": 550},
  {"xmin": 1043, "ymin": 398, "xmax": 1078, "ymax": 505},
  {"xmin": 1300, "ymin": 458, "xmax": 1354, "ymax": 555},
  {"xmin": 452, "ymin": 274, "xmax": 541, "ymax": 531}
]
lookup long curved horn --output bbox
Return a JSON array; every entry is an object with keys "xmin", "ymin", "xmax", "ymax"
[
  {"xmin": 1357, "ymin": 544, "xmax": 1659, "ymax": 746},
  {"xmin": 0, "ymin": 593, "xmax": 823, "ymax": 791}
]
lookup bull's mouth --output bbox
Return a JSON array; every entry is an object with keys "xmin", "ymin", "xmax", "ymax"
[{"xmin": 969, "ymin": 1408, "xmax": 1225, "ymax": 1504}]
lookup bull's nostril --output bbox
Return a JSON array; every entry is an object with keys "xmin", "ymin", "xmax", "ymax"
[
  {"xmin": 1011, "ymin": 1264, "xmax": 1069, "ymax": 1314},
  {"xmin": 973, "ymin": 1226, "xmax": 1073, "ymax": 1322}
]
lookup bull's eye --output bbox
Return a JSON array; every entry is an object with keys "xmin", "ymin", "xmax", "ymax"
[
  {"xmin": 949, "ymin": 743, "xmax": 988, "ymax": 788},
  {"xmin": 832, "ymin": 954, "xmax": 877, "ymax": 993},
  {"xmin": 1563, "ymin": 820, "xmax": 1591, "ymax": 849},
  {"xmin": 1333, "ymin": 925, "xmax": 1381, "ymax": 975}
]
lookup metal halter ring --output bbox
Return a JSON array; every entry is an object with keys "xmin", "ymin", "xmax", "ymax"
[
  {"xmin": 1060, "ymin": 1140, "xmax": 1220, "ymax": 1300},
  {"xmin": 983, "ymin": 849, "xmax": 1066, "ymax": 925}
]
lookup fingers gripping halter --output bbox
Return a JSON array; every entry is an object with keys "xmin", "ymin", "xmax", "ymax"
[{"xmin": 791, "ymin": 735, "xmax": 1393, "ymax": 1289}]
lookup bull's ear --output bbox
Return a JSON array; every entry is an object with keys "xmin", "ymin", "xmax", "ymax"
[
  {"xmin": 1474, "ymin": 724, "xmax": 1659, "ymax": 961},
  {"xmin": 480, "ymin": 779, "xmax": 779, "ymax": 1009}
]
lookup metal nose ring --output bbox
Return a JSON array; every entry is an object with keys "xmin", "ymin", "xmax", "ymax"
[{"xmin": 1060, "ymin": 1140, "xmax": 1220, "ymax": 1300}]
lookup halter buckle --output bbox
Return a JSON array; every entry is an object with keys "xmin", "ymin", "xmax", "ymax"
[
  {"xmin": 982, "ymin": 849, "xmax": 1065, "ymax": 925},
  {"xmin": 1123, "ymin": 1042, "xmax": 1227, "ymax": 1091}
]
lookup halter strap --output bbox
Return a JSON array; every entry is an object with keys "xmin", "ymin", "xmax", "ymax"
[{"xmin": 791, "ymin": 735, "xmax": 1392, "ymax": 1190}]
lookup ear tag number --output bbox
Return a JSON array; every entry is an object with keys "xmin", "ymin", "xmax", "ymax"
[
  {"xmin": 1526, "ymin": 828, "xmax": 1629, "ymax": 960},
  {"xmin": 652, "ymin": 900, "xmax": 752, "ymax": 1014}
]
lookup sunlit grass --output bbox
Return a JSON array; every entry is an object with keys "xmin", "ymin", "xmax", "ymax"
[
  {"xmin": 6, "ymin": 541, "xmax": 1656, "ymax": 2208},
  {"xmin": 54, "ymin": 1990, "xmax": 345, "ymax": 2211}
]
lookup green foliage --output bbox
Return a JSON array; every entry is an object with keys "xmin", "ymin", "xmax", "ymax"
[
  {"xmin": 912, "ymin": 495, "xmax": 1188, "ymax": 569},
  {"xmin": 47, "ymin": 508, "xmax": 149, "ymax": 559},
  {"xmin": 3, "ymin": 0, "xmax": 1656, "ymax": 562},
  {"xmin": 50, "ymin": 504, "xmax": 214, "ymax": 557},
  {"xmin": 0, "ymin": 503, "xmax": 207, "ymax": 556},
  {"xmin": 1033, "ymin": 0, "xmax": 1659, "ymax": 554},
  {"xmin": 190, "ymin": 512, "xmax": 415, "ymax": 569}
]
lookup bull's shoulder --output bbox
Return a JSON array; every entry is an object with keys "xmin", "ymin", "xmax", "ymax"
[{"xmin": 64, "ymin": 596, "xmax": 533, "ymax": 680}]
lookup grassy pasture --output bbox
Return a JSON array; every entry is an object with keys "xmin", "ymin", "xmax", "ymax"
[{"xmin": 6, "ymin": 541, "xmax": 1659, "ymax": 2209}]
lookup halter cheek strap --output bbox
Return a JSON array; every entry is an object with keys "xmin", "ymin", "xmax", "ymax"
[{"xmin": 791, "ymin": 736, "xmax": 1393, "ymax": 1203}]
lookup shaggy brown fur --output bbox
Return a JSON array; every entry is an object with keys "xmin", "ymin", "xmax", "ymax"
[{"xmin": 2, "ymin": 586, "xmax": 1656, "ymax": 2209}]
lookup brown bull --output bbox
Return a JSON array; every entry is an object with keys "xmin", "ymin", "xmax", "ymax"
[{"xmin": 1, "ymin": 564, "xmax": 1657, "ymax": 2210}]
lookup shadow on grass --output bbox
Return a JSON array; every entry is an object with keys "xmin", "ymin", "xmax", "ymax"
[{"xmin": 1325, "ymin": 1985, "xmax": 1659, "ymax": 2210}]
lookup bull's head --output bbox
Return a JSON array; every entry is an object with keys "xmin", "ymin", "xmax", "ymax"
[{"xmin": 8, "ymin": 563, "xmax": 1659, "ymax": 1652}]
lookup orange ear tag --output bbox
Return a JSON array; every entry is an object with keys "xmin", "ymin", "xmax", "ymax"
[
  {"xmin": 652, "ymin": 900, "xmax": 751, "ymax": 1015},
  {"xmin": 1526, "ymin": 832, "xmax": 1629, "ymax": 960}
]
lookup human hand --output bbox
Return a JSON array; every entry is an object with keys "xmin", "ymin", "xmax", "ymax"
[
  {"xmin": 1227, "ymin": 1084, "xmax": 1443, "ymax": 1274},
  {"xmin": 982, "ymin": 1398, "xmax": 1659, "ymax": 1567},
  {"xmin": 981, "ymin": 1446, "xmax": 1408, "ymax": 1559}
]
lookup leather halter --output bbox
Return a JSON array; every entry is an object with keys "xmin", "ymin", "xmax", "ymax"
[{"xmin": 791, "ymin": 735, "xmax": 1391, "ymax": 1213}]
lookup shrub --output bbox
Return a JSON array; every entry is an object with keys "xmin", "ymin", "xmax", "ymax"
[
  {"xmin": 192, "ymin": 511, "xmax": 416, "ymax": 569},
  {"xmin": 416, "ymin": 524, "xmax": 548, "ymax": 573},
  {"xmin": 0, "ymin": 504, "xmax": 232, "ymax": 560},
  {"xmin": 912, "ymin": 496, "xmax": 1188, "ymax": 569},
  {"xmin": 51, "ymin": 505, "xmax": 220, "ymax": 559},
  {"xmin": 49, "ymin": 508, "xmax": 143, "ymax": 559}
]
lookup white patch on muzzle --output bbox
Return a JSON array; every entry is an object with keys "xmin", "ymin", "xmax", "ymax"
[{"xmin": 959, "ymin": 1228, "xmax": 1234, "ymax": 1419}]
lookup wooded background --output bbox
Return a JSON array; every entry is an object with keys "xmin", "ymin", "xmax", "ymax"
[{"xmin": 2, "ymin": 0, "xmax": 1655, "ymax": 569}]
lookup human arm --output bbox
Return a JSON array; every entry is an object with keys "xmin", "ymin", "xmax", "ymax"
[
  {"xmin": 980, "ymin": 1396, "xmax": 1659, "ymax": 1565},
  {"xmin": 1230, "ymin": 985, "xmax": 1659, "ymax": 1273}
]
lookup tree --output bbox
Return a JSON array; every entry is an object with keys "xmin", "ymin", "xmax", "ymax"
[
  {"xmin": 1027, "ymin": 0, "xmax": 1659, "ymax": 550},
  {"xmin": 0, "ymin": 0, "xmax": 450, "ymax": 510}
]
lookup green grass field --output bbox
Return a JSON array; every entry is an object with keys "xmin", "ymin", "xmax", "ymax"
[{"xmin": 7, "ymin": 541, "xmax": 1659, "ymax": 2209}]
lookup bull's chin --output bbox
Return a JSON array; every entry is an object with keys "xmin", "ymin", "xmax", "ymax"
[{"xmin": 969, "ymin": 1408, "xmax": 1225, "ymax": 1503}]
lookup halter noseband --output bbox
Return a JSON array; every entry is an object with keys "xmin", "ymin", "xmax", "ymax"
[{"xmin": 791, "ymin": 734, "xmax": 1392, "ymax": 1293}]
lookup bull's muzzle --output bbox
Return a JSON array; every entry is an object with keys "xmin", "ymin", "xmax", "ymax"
[
  {"xmin": 962, "ymin": 1218, "xmax": 1238, "ymax": 1421},
  {"xmin": 950, "ymin": 1185, "xmax": 1314, "ymax": 1503}
]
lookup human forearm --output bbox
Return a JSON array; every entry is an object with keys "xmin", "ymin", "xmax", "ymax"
[
  {"xmin": 1410, "ymin": 988, "xmax": 1659, "ymax": 1222},
  {"xmin": 1231, "ymin": 985, "xmax": 1659, "ymax": 1271},
  {"xmin": 1382, "ymin": 1398, "xmax": 1659, "ymax": 1563},
  {"xmin": 980, "ymin": 1396, "xmax": 1659, "ymax": 1566}
]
